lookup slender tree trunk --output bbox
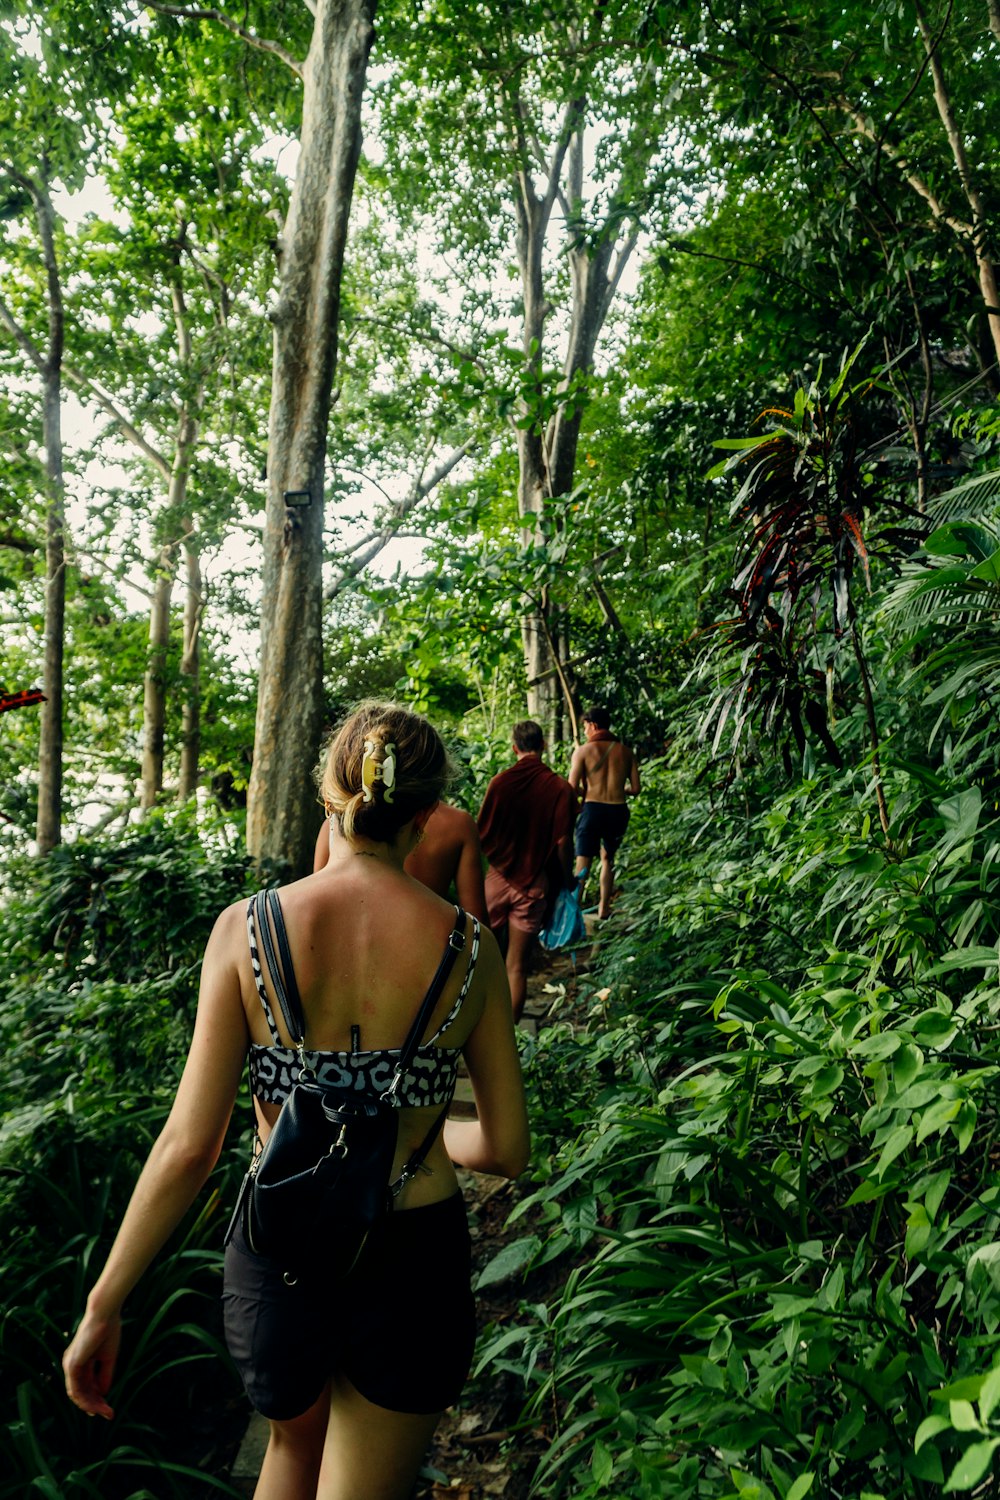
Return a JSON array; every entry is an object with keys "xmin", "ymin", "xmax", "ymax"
[
  {"xmin": 178, "ymin": 530, "xmax": 202, "ymax": 801},
  {"xmin": 508, "ymin": 89, "xmax": 643, "ymax": 741},
  {"xmin": 514, "ymin": 156, "xmax": 557, "ymax": 732},
  {"xmin": 849, "ymin": 607, "xmax": 891, "ymax": 839},
  {"xmin": 915, "ymin": 0, "xmax": 1000, "ymax": 369},
  {"xmin": 989, "ymin": 0, "xmax": 1000, "ymax": 48},
  {"xmin": 141, "ymin": 546, "xmax": 173, "ymax": 809},
  {"xmin": 140, "ymin": 402, "xmax": 197, "ymax": 808},
  {"xmin": 37, "ymin": 362, "xmax": 65, "ymax": 852},
  {"xmin": 246, "ymin": 0, "xmax": 377, "ymax": 877},
  {"xmin": 29, "ymin": 182, "xmax": 65, "ymax": 855}
]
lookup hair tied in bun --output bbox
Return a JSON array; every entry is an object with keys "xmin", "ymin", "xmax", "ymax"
[{"xmin": 361, "ymin": 739, "xmax": 396, "ymax": 804}]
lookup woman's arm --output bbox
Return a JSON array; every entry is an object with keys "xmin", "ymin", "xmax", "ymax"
[
  {"xmin": 62, "ymin": 903, "xmax": 249, "ymax": 1418},
  {"xmin": 444, "ymin": 931, "xmax": 530, "ymax": 1178}
]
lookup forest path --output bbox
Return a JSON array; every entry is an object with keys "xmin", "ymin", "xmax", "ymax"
[{"xmin": 228, "ymin": 933, "xmax": 595, "ymax": 1500}]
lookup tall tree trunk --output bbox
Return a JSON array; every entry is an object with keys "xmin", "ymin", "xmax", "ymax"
[
  {"xmin": 508, "ymin": 90, "xmax": 643, "ymax": 742},
  {"xmin": 989, "ymin": 0, "xmax": 1000, "ymax": 48},
  {"xmin": 37, "ymin": 359, "xmax": 65, "ymax": 853},
  {"xmin": 177, "ymin": 530, "xmax": 202, "ymax": 801},
  {"xmin": 141, "ymin": 545, "xmax": 173, "ymax": 809},
  {"xmin": 914, "ymin": 0, "xmax": 1000, "ymax": 370},
  {"xmin": 140, "ymin": 406, "xmax": 197, "ymax": 808},
  {"xmin": 246, "ymin": 0, "xmax": 377, "ymax": 877}
]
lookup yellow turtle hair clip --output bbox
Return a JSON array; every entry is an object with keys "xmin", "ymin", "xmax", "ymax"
[{"xmin": 361, "ymin": 740, "xmax": 396, "ymax": 803}]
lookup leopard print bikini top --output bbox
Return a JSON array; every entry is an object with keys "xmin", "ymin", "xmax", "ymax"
[{"xmin": 246, "ymin": 894, "xmax": 481, "ymax": 1108}]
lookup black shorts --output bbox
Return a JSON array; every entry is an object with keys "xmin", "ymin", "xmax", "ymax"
[
  {"xmin": 575, "ymin": 801, "xmax": 630, "ymax": 860},
  {"xmin": 222, "ymin": 1193, "xmax": 476, "ymax": 1420}
]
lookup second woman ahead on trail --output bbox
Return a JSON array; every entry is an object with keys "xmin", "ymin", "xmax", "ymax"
[{"xmin": 64, "ymin": 700, "xmax": 529, "ymax": 1500}]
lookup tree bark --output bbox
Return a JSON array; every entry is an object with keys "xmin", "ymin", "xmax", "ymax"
[
  {"xmin": 37, "ymin": 351, "xmax": 65, "ymax": 853},
  {"xmin": 506, "ymin": 77, "xmax": 647, "ymax": 741},
  {"xmin": 914, "ymin": 0, "xmax": 1000, "ymax": 371},
  {"xmin": 178, "ymin": 530, "xmax": 203, "ymax": 801},
  {"xmin": 139, "ymin": 402, "xmax": 198, "ymax": 810},
  {"xmin": 141, "ymin": 545, "xmax": 173, "ymax": 809},
  {"xmin": 246, "ymin": 0, "xmax": 377, "ymax": 877},
  {"xmin": 989, "ymin": 0, "xmax": 1000, "ymax": 48}
]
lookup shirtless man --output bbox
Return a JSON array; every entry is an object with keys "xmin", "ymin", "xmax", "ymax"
[
  {"xmin": 568, "ymin": 706, "xmax": 640, "ymax": 920},
  {"xmin": 313, "ymin": 800, "xmax": 488, "ymax": 921}
]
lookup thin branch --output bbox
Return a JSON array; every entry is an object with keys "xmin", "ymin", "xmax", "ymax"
[
  {"xmin": 324, "ymin": 439, "xmax": 475, "ymax": 600},
  {"xmin": 600, "ymin": 225, "xmax": 641, "ymax": 326},
  {"xmin": 914, "ymin": 0, "xmax": 987, "ymax": 221},
  {"xmin": 143, "ymin": 1, "xmax": 304, "ymax": 78},
  {"xmin": 542, "ymin": 95, "xmax": 586, "ymax": 220},
  {"xmin": 349, "ymin": 312, "xmax": 489, "ymax": 381},
  {"xmin": 662, "ymin": 237, "xmax": 814, "ymax": 298},
  {"xmin": 64, "ymin": 365, "xmax": 172, "ymax": 479},
  {"xmin": 843, "ymin": 103, "xmax": 970, "ymax": 237}
]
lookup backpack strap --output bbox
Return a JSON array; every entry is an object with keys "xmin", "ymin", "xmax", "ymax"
[
  {"xmin": 387, "ymin": 907, "xmax": 469, "ymax": 1197},
  {"xmin": 384, "ymin": 906, "xmax": 467, "ymax": 1098},
  {"xmin": 255, "ymin": 894, "xmax": 467, "ymax": 1087},
  {"xmin": 254, "ymin": 890, "xmax": 306, "ymax": 1047},
  {"xmin": 390, "ymin": 1105, "xmax": 449, "ymax": 1200}
]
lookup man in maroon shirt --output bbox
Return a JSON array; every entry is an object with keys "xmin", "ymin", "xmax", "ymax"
[{"xmin": 477, "ymin": 720, "xmax": 577, "ymax": 1020}]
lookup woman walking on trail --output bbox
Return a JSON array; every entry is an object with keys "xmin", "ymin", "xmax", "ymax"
[{"xmin": 63, "ymin": 701, "xmax": 530, "ymax": 1500}]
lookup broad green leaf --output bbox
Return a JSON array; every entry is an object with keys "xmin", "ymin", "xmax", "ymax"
[
  {"xmin": 914, "ymin": 1413, "xmax": 950, "ymax": 1452},
  {"xmin": 474, "ymin": 1235, "xmax": 541, "ymax": 1290},
  {"xmin": 943, "ymin": 1438, "xmax": 1000, "ymax": 1491},
  {"xmin": 980, "ymin": 1366, "xmax": 1000, "ymax": 1423},
  {"xmin": 592, "ymin": 1440, "xmax": 613, "ymax": 1488},
  {"xmin": 892, "ymin": 1042, "xmax": 923, "ymax": 1091},
  {"xmin": 949, "ymin": 1400, "xmax": 980, "ymax": 1432}
]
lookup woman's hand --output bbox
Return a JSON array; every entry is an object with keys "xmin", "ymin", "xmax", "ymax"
[{"xmin": 63, "ymin": 1308, "xmax": 122, "ymax": 1419}]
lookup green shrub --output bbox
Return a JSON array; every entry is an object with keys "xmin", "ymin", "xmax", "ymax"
[{"xmin": 0, "ymin": 807, "xmax": 253, "ymax": 1496}]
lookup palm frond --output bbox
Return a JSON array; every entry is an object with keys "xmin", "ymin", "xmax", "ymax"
[{"xmin": 927, "ymin": 466, "xmax": 1000, "ymax": 524}]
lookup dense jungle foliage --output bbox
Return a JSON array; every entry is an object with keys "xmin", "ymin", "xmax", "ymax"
[{"xmin": 4, "ymin": 0, "xmax": 1000, "ymax": 1495}]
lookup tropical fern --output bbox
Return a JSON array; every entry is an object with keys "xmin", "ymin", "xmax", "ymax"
[{"xmin": 883, "ymin": 466, "xmax": 1000, "ymax": 725}]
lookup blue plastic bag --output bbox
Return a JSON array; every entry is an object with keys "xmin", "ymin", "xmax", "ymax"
[{"xmin": 538, "ymin": 884, "xmax": 586, "ymax": 951}]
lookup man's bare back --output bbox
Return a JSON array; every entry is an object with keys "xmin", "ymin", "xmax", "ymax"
[
  {"xmin": 570, "ymin": 738, "xmax": 637, "ymax": 804},
  {"xmin": 569, "ymin": 722, "xmax": 640, "ymax": 807},
  {"xmin": 314, "ymin": 801, "xmax": 487, "ymax": 920}
]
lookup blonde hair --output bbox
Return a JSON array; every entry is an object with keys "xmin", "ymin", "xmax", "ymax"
[{"xmin": 319, "ymin": 700, "xmax": 453, "ymax": 844}]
